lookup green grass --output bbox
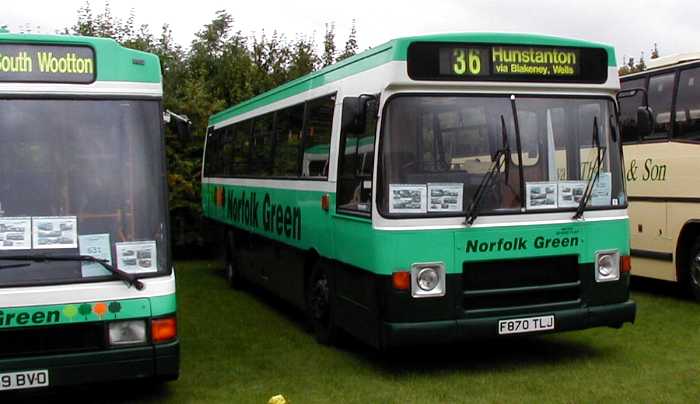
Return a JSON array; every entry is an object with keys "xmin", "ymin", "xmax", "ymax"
[{"xmin": 24, "ymin": 260, "xmax": 700, "ymax": 403}]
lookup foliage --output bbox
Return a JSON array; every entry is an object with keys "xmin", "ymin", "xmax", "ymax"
[
  {"xmin": 619, "ymin": 44, "xmax": 660, "ymax": 76},
  {"xmin": 65, "ymin": 3, "xmax": 359, "ymax": 255},
  {"xmin": 322, "ymin": 23, "xmax": 336, "ymax": 67},
  {"xmin": 337, "ymin": 19, "xmax": 359, "ymax": 62}
]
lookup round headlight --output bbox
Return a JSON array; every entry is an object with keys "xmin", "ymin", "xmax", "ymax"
[
  {"xmin": 417, "ymin": 267, "xmax": 439, "ymax": 291},
  {"xmin": 598, "ymin": 254, "xmax": 614, "ymax": 276}
]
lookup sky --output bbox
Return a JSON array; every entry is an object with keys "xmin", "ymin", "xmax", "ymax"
[{"xmin": 4, "ymin": 0, "xmax": 699, "ymax": 66}]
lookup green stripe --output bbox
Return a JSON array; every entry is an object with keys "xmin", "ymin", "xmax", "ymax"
[
  {"xmin": 209, "ymin": 33, "xmax": 615, "ymax": 125},
  {"xmin": 0, "ymin": 293, "xmax": 176, "ymax": 329},
  {"xmin": 151, "ymin": 293, "xmax": 177, "ymax": 316},
  {"xmin": 0, "ymin": 33, "xmax": 161, "ymax": 83},
  {"xmin": 203, "ymin": 182, "xmax": 629, "ymax": 276}
]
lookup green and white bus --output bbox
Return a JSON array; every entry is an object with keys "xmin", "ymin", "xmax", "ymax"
[
  {"xmin": 0, "ymin": 34, "xmax": 178, "ymax": 391},
  {"xmin": 202, "ymin": 33, "xmax": 636, "ymax": 349}
]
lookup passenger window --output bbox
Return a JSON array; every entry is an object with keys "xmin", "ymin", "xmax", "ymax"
[
  {"xmin": 273, "ymin": 103, "xmax": 304, "ymax": 176},
  {"xmin": 220, "ymin": 126, "xmax": 234, "ymax": 176},
  {"xmin": 675, "ymin": 67, "xmax": 700, "ymax": 140},
  {"xmin": 619, "ymin": 78, "xmax": 645, "ymax": 144},
  {"xmin": 647, "ymin": 73, "xmax": 675, "ymax": 140},
  {"xmin": 302, "ymin": 94, "xmax": 335, "ymax": 178},
  {"xmin": 250, "ymin": 113, "xmax": 274, "ymax": 176},
  {"xmin": 203, "ymin": 128, "xmax": 218, "ymax": 177},
  {"xmin": 338, "ymin": 99, "xmax": 377, "ymax": 213},
  {"xmin": 231, "ymin": 121, "xmax": 251, "ymax": 176}
]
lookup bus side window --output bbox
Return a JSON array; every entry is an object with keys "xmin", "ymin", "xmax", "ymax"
[
  {"xmin": 203, "ymin": 128, "xmax": 218, "ymax": 177},
  {"xmin": 337, "ymin": 100, "xmax": 377, "ymax": 213},
  {"xmin": 250, "ymin": 113, "xmax": 275, "ymax": 176},
  {"xmin": 619, "ymin": 77, "xmax": 645, "ymax": 144},
  {"xmin": 647, "ymin": 73, "xmax": 675, "ymax": 140},
  {"xmin": 232, "ymin": 121, "xmax": 251, "ymax": 175},
  {"xmin": 675, "ymin": 67, "xmax": 700, "ymax": 141},
  {"xmin": 273, "ymin": 103, "xmax": 304, "ymax": 177},
  {"xmin": 302, "ymin": 94, "xmax": 335, "ymax": 178}
]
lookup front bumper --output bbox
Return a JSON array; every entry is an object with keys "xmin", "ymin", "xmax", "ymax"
[
  {"xmin": 380, "ymin": 300, "xmax": 636, "ymax": 348},
  {"xmin": 0, "ymin": 339, "xmax": 179, "ymax": 388}
]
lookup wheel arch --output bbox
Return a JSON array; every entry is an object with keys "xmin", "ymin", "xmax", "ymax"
[{"xmin": 675, "ymin": 220, "xmax": 700, "ymax": 284}]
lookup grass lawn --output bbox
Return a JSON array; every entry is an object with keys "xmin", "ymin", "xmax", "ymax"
[{"xmin": 20, "ymin": 260, "xmax": 700, "ymax": 403}]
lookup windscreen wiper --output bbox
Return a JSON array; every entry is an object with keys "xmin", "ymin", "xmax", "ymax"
[
  {"xmin": 465, "ymin": 115, "xmax": 510, "ymax": 225},
  {"xmin": 0, "ymin": 254, "xmax": 144, "ymax": 290},
  {"xmin": 573, "ymin": 116, "xmax": 607, "ymax": 220}
]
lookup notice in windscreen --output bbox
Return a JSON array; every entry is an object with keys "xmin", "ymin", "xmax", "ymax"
[
  {"xmin": 116, "ymin": 241, "xmax": 158, "ymax": 274},
  {"xmin": 0, "ymin": 217, "xmax": 32, "ymax": 250},
  {"xmin": 32, "ymin": 216, "xmax": 78, "ymax": 249},
  {"xmin": 79, "ymin": 233, "xmax": 113, "ymax": 277}
]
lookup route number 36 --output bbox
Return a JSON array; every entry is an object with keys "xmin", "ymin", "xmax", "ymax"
[{"xmin": 452, "ymin": 48, "xmax": 481, "ymax": 75}]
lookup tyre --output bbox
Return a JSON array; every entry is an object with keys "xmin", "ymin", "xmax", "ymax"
[
  {"xmin": 225, "ymin": 230, "xmax": 243, "ymax": 289},
  {"xmin": 306, "ymin": 260, "xmax": 337, "ymax": 345},
  {"xmin": 688, "ymin": 238, "xmax": 700, "ymax": 301}
]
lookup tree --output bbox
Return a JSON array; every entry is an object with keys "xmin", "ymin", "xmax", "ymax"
[
  {"xmin": 337, "ymin": 20, "xmax": 358, "ymax": 61},
  {"xmin": 651, "ymin": 43, "xmax": 659, "ymax": 59},
  {"xmin": 63, "ymin": 4, "xmax": 359, "ymax": 255},
  {"xmin": 93, "ymin": 302, "xmax": 107, "ymax": 318},
  {"xmin": 288, "ymin": 35, "xmax": 319, "ymax": 79},
  {"xmin": 322, "ymin": 23, "xmax": 336, "ymax": 67},
  {"xmin": 78, "ymin": 303, "xmax": 92, "ymax": 319},
  {"xmin": 108, "ymin": 301, "xmax": 122, "ymax": 318}
]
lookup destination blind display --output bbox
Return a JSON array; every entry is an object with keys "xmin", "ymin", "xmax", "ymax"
[
  {"xmin": 408, "ymin": 42, "xmax": 607, "ymax": 83},
  {"xmin": 0, "ymin": 44, "xmax": 95, "ymax": 83}
]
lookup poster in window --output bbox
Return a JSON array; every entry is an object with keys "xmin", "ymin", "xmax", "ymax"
[
  {"xmin": 591, "ymin": 172, "xmax": 612, "ymax": 206},
  {"xmin": 115, "ymin": 241, "xmax": 158, "ymax": 274},
  {"xmin": 0, "ymin": 217, "xmax": 32, "ymax": 250},
  {"xmin": 428, "ymin": 183, "xmax": 463, "ymax": 212},
  {"xmin": 79, "ymin": 234, "xmax": 113, "ymax": 277},
  {"xmin": 389, "ymin": 184, "xmax": 427, "ymax": 213},
  {"xmin": 32, "ymin": 216, "xmax": 78, "ymax": 249},
  {"xmin": 526, "ymin": 182, "xmax": 558, "ymax": 210},
  {"xmin": 557, "ymin": 181, "xmax": 587, "ymax": 208}
]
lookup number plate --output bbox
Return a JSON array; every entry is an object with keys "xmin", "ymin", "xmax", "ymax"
[
  {"xmin": 0, "ymin": 369, "xmax": 49, "ymax": 391},
  {"xmin": 498, "ymin": 315, "xmax": 555, "ymax": 335}
]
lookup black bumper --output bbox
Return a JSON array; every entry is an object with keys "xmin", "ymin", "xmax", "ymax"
[
  {"xmin": 380, "ymin": 300, "xmax": 636, "ymax": 348},
  {"xmin": 0, "ymin": 339, "xmax": 179, "ymax": 388}
]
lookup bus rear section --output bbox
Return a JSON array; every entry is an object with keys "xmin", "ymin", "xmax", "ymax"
[
  {"xmin": 619, "ymin": 53, "xmax": 700, "ymax": 300},
  {"xmin": 202, "ymin": 33, "xmax": 635, "ymax": 349},
  {"xmin": 0, "ymin": 35, "xmax": 178, "ymax": 391}
]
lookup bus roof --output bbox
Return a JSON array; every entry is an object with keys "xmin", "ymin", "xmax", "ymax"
[
  {"xmin": 209, "ymin": 32, "xmax": 616, "ymax": 126},
  {"xmin": 0, "ymin": 33, "xmax": 161, "ymax": 83},
  {"xmin": 643, "ymin": 52, "xmax": 700, "ymax": 71}
]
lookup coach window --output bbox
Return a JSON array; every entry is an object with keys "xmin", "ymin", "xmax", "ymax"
[
  {"xmin": 203, "ymin": 128, "xmax": 218, "ymax": 177},
  {"xmin": 220, "ymin": 126, "xmax": 234, "ymax": 176},
  {"xmin": 675, "ymin": 67, "xmax": 700, "ymax": 140},
  {"xmin": 647, "ymin": 73, "xmax": 675, "ymax": 140},
  {"xmin": 273, "ymin": 103, "xmax": 304, "ymax": 177},
  {"xmin": 251, "ymin": 113, "xmax": 275, "ymax": 176},
  {"xmin": 337, "ymin": 98, "xmax": 377, "ymax": 213},
  {"xmin": 232, "ymin": 121, "xmax": 252, "ymax": 176},
  {"xmin": 302, "ymin": 94, "xmax": 335, "ymax": 178},
  {"xmin": 619, "ymin": 78, "xmax": 646, "ymax": 144}
]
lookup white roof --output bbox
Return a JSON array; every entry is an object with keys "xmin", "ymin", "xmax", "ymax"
[{"xmin": 646, "ymin": 52, "xmax": 700, "ymax": 70}]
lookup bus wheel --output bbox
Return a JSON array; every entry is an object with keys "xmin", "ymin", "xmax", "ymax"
[
  {"xmin": 307, "ymin": 261, "xmax": 337, "ymax": 345},
  {"xmin": 225, "ymin": 231, "xmax": 242, "ymax": 289},
  {"xmin": 689, "ymin": 239, "xmax": 700, "ymax": 300}
]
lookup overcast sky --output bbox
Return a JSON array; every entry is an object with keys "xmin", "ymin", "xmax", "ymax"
[{"xmin": 4, "ymin": 0, "xmax": 699, "ymax": 66}]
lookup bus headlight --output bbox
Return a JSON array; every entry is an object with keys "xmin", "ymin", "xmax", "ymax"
[
  {"xmin": 595, "ymin": 250, "xmax": 620, "ymax": 282},
  {"xmin": 108, "ymin": 320, "xmax": 147, "ymax": 345},
  {"xmin": 411, "ymin": 262, "xmax": 446, "ymax": 298}
]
